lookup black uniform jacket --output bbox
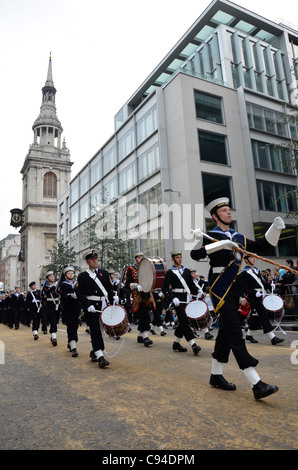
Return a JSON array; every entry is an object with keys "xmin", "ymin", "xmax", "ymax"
[
  {"xmin": 75, "ymin": 269, "xmax": 114, "ymax": 310},
  {"xmin": 162, "ymin": 266, "xmax": 199, "ymax": 302}
]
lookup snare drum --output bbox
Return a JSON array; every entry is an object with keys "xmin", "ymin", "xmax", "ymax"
[
  {"xmin": 262, "ymin": 294, "xmax": 284, "ymax": 313},
  {"xmin": 138, "ymin": 257, "xmax": 167, "ymax": 292},
  {"xmin": 185, "ymin": 300, "xmax": 211, "ymax": 330},
  {"xmin": 101, "ymin": 304, "xmax": 129, "ymax": 337}
]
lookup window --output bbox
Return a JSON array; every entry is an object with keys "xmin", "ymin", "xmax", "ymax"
[
  {"xmin": 118, "ymin": 128, "xmax": 135, "ymax": 162},
  {"xmin": 103, "ymin": 146, "xmax": 117, "ymax": 176},
  {"xmin": 118, "ymin": 162, "xmax": 136, "ymax": 195},
  {"xmin": 194, "ymin": 91, "xmax": 223, "ymax": 123},
  {"xmin": 43, "ymin": 172, "xmax": 57, "ymax": 197},
  {"xmin": 90, "ymin": 157, "xmax": 101, "ymax": 187},
  {"xmin": 257, "ymin": 180, "xmax": 297, "ymax": 212},
  {"xmin": 136, "ymin": 105, "xmax": 157, "ymax": 145},
  {"xmin": 138, "ymin": 143, "xmax": 160, "ymax": 182},
  {"xmin": 198, "ymin": 131, "xmax": 228, "ymax": 165},
  {"xmin": 70, "ymin": 179, "xmax": 79, "ymax": 205},
  {"xmin": 252, "ymin": 139, "xmax": 295, "ymax": 174},
  {"xmin": 202, "ymin": 173, "xmax": 233, "ymax": 208}
]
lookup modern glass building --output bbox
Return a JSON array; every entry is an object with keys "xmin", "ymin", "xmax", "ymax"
[{"xmin": 58, "ymin": 0, "xmax": 298, "ymax": 273}]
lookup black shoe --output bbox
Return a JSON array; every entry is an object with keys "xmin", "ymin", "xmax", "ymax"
[
  {"xmin": 253, "ymin": 380, "xmax": 279, "ymax": 400},
  {"xmin": 144, "ymin": 337, "xmax": 153, "ymax": 347},
  {"xmin": 34, "ymin": 334, "xmax": 39, "ymax": 341},
  {"xmin": 173, "ymin": 341, "xmax": 187, "ymax": 352},
  {"xmin": 137, "ymin": 336, "xmax": 144, "ymax": 343},
  {"xmin": 160, "ymin": 330, "xmax": 167, "ymax": 336},
  {"xmin": 246, "ymin": 335, "xmax": 258, "ymax": 343},
  {"xmin": 71, "ymin": 348, "xmax": 78, "ymax": 357},
  {"xmin": 51, "ymin": 337, "xmax": 57, "ymax": 346},
  {"xmin": 204, "ymin": 332, "xmax": 214, "ymax": 340},
  {"xmin": 150, "ymin": 329, "xmax": 157, "ymax": 335},
  {"xmin": 192, "ymin": 343, "xmax": 201, "ymax": 355},
  {"xmin": 98, "ymin": 356, "xmax": 110, "ymax": 368},
  {"xmin": 271, "ymin": 337, "xmax": 285, "ymax": 345},
  {"xmin": 90, "ymin": 350, "xmax": 98, "ymax": 362},
  {"xmin": 209, "ymin": 374, "xmax": 236, "ymax": 391}
]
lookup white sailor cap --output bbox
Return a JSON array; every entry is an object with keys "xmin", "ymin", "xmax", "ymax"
[
  {"xmin": 83, "ymin": 249, "xmax": 98, "ymax": 261},
  {"xmin": 63, "ymin": 265, "xmax": 75, "ymax": 275},
  {"xmin": 206, "ymin": 197, "xmax": 230, "ymax": 215},
  {"xmin": 45, "ymin": 270, "xmax": 54, "ymax": 278},
  {"xmin": 134, "ymin": 252, "xmax": 144, "ymax": 259},
  {"xmin": 170, "ymin": 250, "xmax": 182, "ymax": 258}
]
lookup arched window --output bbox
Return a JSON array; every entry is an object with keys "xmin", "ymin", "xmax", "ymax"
[{"xmin": 43, "ymin": 171, "xmax": 57, "ymax": 197}]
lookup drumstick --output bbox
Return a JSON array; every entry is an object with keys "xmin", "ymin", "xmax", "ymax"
[{"xmin": 197, "ymin": 230, "xmax": 298, "ymax": 274}]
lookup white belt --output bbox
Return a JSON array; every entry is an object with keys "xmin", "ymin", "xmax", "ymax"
[
  {"xmin": 46, "ymin": 298, "xmax": 59, "ymax": 302},
  {"xmin": 172, "ymin": 288, "xmax": 187, "ymax": 293},
  {"xmin": 212, "ymin": 267, "xmax": 225, "ymax": 274},
  {"xmin": 86, "ymin": 295, "xmax": 104, "ymax": 301}
]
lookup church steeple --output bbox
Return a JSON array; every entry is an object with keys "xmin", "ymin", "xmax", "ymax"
[{"xmin": 32, "ymin": 54, "xmax": 63, "ymax": 148}]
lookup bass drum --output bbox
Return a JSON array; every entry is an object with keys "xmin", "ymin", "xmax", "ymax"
[
  {"xmin": 101, "ymin": 304, "xmax": 129, "ymax": 337},
  {"xmin": 138, "ymin": 257, "xmax": 167, "ymax": 293},
  {"xmin": 185, "ymin": 299, "xmax": 211, "ymax": 330}
]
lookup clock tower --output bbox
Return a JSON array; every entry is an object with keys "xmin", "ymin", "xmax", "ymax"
[{"xmin": 20, "ymin": 55, "xmax": 73, "ymax": 290}]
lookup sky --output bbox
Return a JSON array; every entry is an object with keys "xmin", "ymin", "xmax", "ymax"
[{"xmin": 0, "ymin": 0, "xmax": 297, "ymax": 241}]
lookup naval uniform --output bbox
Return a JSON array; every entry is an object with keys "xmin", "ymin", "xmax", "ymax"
[
  {"xmin": 26, "ymin": 288, "xmax": 42, "ymax": 337},
  {"xmin": 162, "ymin": 265, "xmax": 199, "ymax": 342},
  {"xmin": 75, "ymin": 268, "xmax": 114, "ymax": 353},
  {"xmin": 190, "ymin": 226, "xmax": 272, "ymax": 370},
  {"xmin": 41, "ymin": 281, "xmax": 60, "ymax": 343},
  {"xmin": 239, "ymin": 265, "xmax": 274, "ymax": 334},
  {"xmin": 59, "ymin": 279, "xmax": 81, "ymax": 349}
]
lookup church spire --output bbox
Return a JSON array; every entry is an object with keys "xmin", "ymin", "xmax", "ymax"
[{"xmin": 32, "ymin": 54, "xmax": 63, "ymax": 148}]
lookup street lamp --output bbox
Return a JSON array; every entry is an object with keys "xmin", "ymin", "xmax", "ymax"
[{"xmin": 164, "ymin": 188, "xmax": 181, "ymax": 197}]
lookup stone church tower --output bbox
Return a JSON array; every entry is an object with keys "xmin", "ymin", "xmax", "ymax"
[{"xmin": 20, "ymin": 56, "xmax": 73, "ymax": 290}]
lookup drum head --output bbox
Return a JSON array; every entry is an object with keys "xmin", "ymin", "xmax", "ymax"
[
  {"xmin": 262, "ymin": 295, "xmax": 284, "ymax": 312},
  {"xmin": 101, "ymin": 305, "xmax": 126, "ymax": 326},
  {"xmin": 138, "ymin": 258, "xmax": 155, "ymax": 292},
  {"xmin": 185, "ymin": 300, "xmax": 208, "ymax": 319}
]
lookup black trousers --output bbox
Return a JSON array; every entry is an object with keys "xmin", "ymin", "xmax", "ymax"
[
  {"xmin": 136, "ymin": 302, "xmax": 151, "ymax": 333},
  {"xmin": 212, "ymin": 293, "xmax": 259, "ymax": 370},
  {"xmin": 174, "ymin": 300, "xmax": 195, "ymax": 342},
  {"xmin": 44, "ymin": 304, "xmax": 58, "ymax": 334},
  {"xmin": 246, "ymin": 295, "xmax": 273, "ymax": 333},
  {"xmin": 84, "ymin": 306, "xmax": 104, "ymax": 352}
]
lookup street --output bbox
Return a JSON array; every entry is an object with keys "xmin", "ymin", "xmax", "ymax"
[{"xmin": 0, "ymin": 321, "xmax": 297, "ymax": 451}]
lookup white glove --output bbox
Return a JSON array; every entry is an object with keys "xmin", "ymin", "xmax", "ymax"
[
  {"xmin": 113, "ymin": 295, "xmax": 119, "ymax": 303},
  {"xmin": 71, "ymin": 292, "xmax": 77, "ymax": 299},
  {"xmin": 190, "ymin": 228, "xmax": 203, "ymax": 242},
  {"xmin": 205, "ymin": 239, "xmax": 238, "ymax": 255},
  {"xmin": 130, "ymin": 283, "xmax": 138, "ymax": 290},
  {"xmin": 172, "ymin": 297, "xmax": 180, "ymax": 307},
  {"xmin": 255, "ymin": 291, "xmax": 262, "ymax": 298},
  {"xmin": 87, "ymin": 305, "xmax": 96, "ymax": 313},
  {"xmin": 158, "ymin": 292, "xmax": 163, "ymax": 298},
  {"xmin": 137, "ymin": 284, "xmax": 143, "ymax": 292},
  {"xmin": 273, "ymin": 216, "xmax": 285, "ymax": 230},
  {"xmin": 265, "ymin": 216, "xmax": 285, "ymax": 246}
]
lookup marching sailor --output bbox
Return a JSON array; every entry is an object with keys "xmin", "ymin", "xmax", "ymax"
[
  {"xmin": 239, "ymin": 255, "xmax": 284, "ymax": 345},
  {"xmin": 75, "ymin": 250, "xmax": 118, "ymax": 368},
  {"xmin": 26, "ymin": 281, "xmax": 42, "ymax": 340},
  {"xmin": 125, "ymin": 252, "xmax": 155, "ymax": 347},
  {"xmin": 162, "ymin": 251, "xmax": 201, "ymax": 355},
  {"xmin": 190, "ymin": 269, "xmax": 213, "ymax": 340},
  {"xmin": 59, "ymin": 266, "xmax": 81, "ymax": 357},
  {"xmin": 41, "ymin": 271, "xmax": 60, "ymax": 346},
  {"xmin": 190, "ymin": 197, "xmax": 284, "ymax": 399}
]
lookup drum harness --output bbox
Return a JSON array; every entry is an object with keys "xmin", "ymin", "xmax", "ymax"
[
  {"xmin": 171, "ymin": 269, "xmax": 201, "ymax": 303},
  {"xmin": 245, "ymin": 268, "xmax": 266, "ymax": 297}
]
